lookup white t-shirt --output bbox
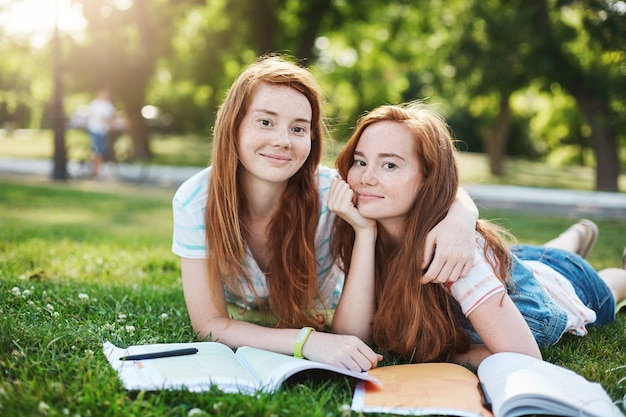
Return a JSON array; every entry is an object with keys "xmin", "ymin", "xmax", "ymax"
[
  {"xmin": 448, "ymin": 233, "xmax": 597, "ymax": 337},
  {"xmin": 172, "ymin": 165, "xmax": 344, "ymax": 310},
  {"xmin": 87, "ymin": 98, "xmax": 115, "ymax": 134}
]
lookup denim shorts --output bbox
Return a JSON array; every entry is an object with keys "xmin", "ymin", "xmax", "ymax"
[
  {"xmin": 465, "ymin": 245, "xmax": 615, "ymax": 347},
  {"xmin": 510, "ymin": 245, "xmax": 616, "ymax": 327},
  {"xmin": 89, "ymin": 131, "xmax": 107, "ymax": 156}
]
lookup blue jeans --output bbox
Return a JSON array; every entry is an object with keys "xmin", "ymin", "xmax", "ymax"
[
  {"xmin": 89, "ymin": 130, "xmax": 107, "ymax": 156},
  {"xmin": 510, "ymin": 245, "xmax": 615, "ymax": 327},
  {"xmin": 467, "ymin": 245, "xmax": 615, "ymax": 347}
]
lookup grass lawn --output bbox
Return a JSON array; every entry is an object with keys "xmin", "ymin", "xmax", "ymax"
[{"xmin": 1, "ymin": 177, "xmax": 625, "ymax": 417}]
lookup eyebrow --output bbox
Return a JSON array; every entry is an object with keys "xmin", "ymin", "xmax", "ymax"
[
  {"xmin": 250, "ymin": 108, "xmax": 311, "ymax": 124},
  {"xmin": 354, "ymin": 150, "xmax": 406, "ymax": 161}
]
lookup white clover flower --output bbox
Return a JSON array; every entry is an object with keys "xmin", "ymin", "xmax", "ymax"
[
  {"xmin": 22, "ymin": 289, "xmax": 31, "ymax": 297},
  {"xmin": 11, "ymin": 350, "xmax": 25, "ymax": 358},
  {"xmin": 50, "ymin": 382, "xmax": 63, "ymax": 394},
  {"xmin": 340, "ymin": 404, "xmax": 351, "ymax": 417},
  {"xmin": 188, "ymin": 408, "xmax": 204, "ymax": 416},
  {"xmin": 125, "ymin": 325, "xmax": 135, "ymax": 334},
  {"xmin": 45, "ymin": 303, "xmax": 55, "ymax": 313},
  {"xmin": 19, "ymin": 274, "xmax": 27, "ymax": 281},
  {"xmin": 38, "ymin": 401, "xmax": 49, "ymax": 413},
  {"xmin": 53, "ymin": 311, "xmax": 59, "ymax": 317},
  {"xmin": 103, "ymin": 323, "xmax": 116, "ymax": 331},
  {"xmin": 78, "ymin": 293, "xmax": 89, "ymax": 303},
  {"xmin": 11, "ymin": 287, "xmax": 21, "ymax": 297},
  {"xmin": 117, "ymin": 313, "xmax": 127, "ymax": 323},
  {"xmin": 160, "ymin": 313, "xmax": 168, "ymax": 321}
]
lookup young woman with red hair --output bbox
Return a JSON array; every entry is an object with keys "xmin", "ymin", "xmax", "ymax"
[{"xmin": 329, "ymin": 102, "xmax": 626, "ymax": 367}]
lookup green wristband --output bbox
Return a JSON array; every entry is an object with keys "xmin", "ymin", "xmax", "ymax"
[{"xmin": 293, "ymin": 327, "xmax": 315, "ymax": 359}]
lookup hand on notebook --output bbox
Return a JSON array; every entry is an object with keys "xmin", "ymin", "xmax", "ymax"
[{"xmin": 302, "ymin": 332, "xmax": 382, "ymax": 372}]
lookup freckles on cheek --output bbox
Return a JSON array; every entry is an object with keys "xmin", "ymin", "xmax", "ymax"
[{"xmin": 346, "ymin": 170, "xmax": 357, "ymax": 187}]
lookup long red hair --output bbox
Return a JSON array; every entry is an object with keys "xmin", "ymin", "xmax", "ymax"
[
  {"xmin": 206, "ymin": 55, "xmax": 328, "ymax": 329},
  {"xmin": 332, "ymin": 103, "xmax": 512, "ymax": 361}
]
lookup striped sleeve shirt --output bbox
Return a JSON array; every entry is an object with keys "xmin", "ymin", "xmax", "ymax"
[
  {"xmin": 171, "ymin": 165, "xmax": 344, "ymax": 310},
  {"xmin": 448, "ymin": 233, "xmax": 596, "ymax": 336}
]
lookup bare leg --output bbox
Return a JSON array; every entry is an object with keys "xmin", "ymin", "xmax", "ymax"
[
  {"xmin": 598, "ymin": 249, "xmax": 626, "ymax": 312},
  {"xmin": 544, "ymin": 228, "xmax": 581, "ymax": 253},
  {"xmin": 544, "ymin": 219, "xmax": 598, "ymax": 259},
  {"xmin": 598, "ymin": 268, "xmax": 626, "ymax": 308},
  {"xmin": 92, "ymin": 154, "xmax": 102, "ymax": 178}
]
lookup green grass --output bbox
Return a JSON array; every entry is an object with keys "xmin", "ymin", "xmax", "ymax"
[
  {"xmin": 0, "ymin": 129, "xmax": 213, "ymax": 168},
  {"xmin": 1, "ymin": 178, "xmax": 625, "ymax": 416}
]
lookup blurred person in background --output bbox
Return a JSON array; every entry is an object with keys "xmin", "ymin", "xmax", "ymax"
[{"xmin": 87, "ymin": 88, "xmax": 115, "ymax": 179}]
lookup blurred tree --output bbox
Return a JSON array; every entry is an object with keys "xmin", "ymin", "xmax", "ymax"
[
  {"xmin": 527, "ymin": 0, "xmax": 625, "ymax": 191},
  {"xmin": 310, "ymin": 1, "xmax": 438, "ymax": 139},
  {"xmin": 438, "ymin": 0, "xmax": 546, "ymax": 175},
  {"xmin": 154, "ymin": 0, "xmax": 338, "ymax": 135},
  {"xmin": 0, "ymin": 31, "xmax": 49, "ymax": 130},
  {"xmin": 0, "ymin": 39, "xmax": 37, "ymax": 130},
  {"xmin": 4, "ymin": 0, "xmax": 620, "ymax": 192},
  {"xmin": 66, "ymin": 0, "xmax": 196, "ymax": 159},
  {"xmin": 149, "ymin": 1, "xmax": 257, "ymax": 135},
  {"xmin": 421, "ymin": 0, "xmax": 624, "ymax": 190}
]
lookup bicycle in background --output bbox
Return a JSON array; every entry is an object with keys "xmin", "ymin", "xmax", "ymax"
[{"xmin": 67, "ymin": 109, "xmax": 150, "ymax": 184}]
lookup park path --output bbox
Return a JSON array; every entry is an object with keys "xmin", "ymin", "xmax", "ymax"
[{"xmin": 1, "ymin": 156, "xmax": 625, "ymax": 219}]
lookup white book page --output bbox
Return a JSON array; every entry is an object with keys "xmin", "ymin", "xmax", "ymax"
[
  {"xmin": 235, "ymin": 346, "xmax": 380, "ymax": 393},
  {"xmin": 103, "ymin": 341, "xmax": 258, "ymax": 394},
  {"xmin": 477, "ymin": 352, "xmax": 624, "ymax": 417}
]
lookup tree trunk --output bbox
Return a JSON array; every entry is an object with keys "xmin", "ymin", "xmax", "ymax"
[
  {"xmin": 294, "ymin": 0, "xmax": 334, "ymax": 61},
  {"xmin": 51, "ymin": 23, "xmax": 68, "ymax": 181},
  {"xmin": 528, "ymin": 0, "xmax": 620, "ymax": 192},
  {"xmin": 250, "ymin": 0, "xmax": 279, "ymax": 54},
  {"xmin": 572, "ymin": 90, "xmax": 619, "ymax": 192},
  {"xmin": 124, "ymin": 101, "xmax": 151, "ymax": 160},
  {"xmin": 484, "ymin": 93, "xmax": 512, "ymax": 176}
]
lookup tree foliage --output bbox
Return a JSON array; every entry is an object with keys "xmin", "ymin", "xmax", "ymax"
[
  {"xmin": 0, "ymin": 0, "xmax": 623, "ymax": 190},
  {"xmin": 65, "ymin": 0, "xmax": 194, "ymax": 158}
]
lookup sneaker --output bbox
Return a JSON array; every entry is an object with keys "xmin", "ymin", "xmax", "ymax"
[{"xmin": 568, "ymin": 219, "xmax": 599, "ymax": 259}]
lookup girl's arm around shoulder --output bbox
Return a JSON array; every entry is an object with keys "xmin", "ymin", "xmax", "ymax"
[
  {"xmin": 421, "ymin": 187, "xmax": 478, "ymax": 284},
  {"xmin": 180, "ymin": 257, "xmax": 381, "ymax": 371}
]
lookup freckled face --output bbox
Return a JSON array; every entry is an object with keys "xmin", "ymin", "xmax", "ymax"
[
  {"xmin": 347, "ymin": 121, "xmax": 423, "ymax": 236},
  {"xmin": 237, "ymin": 83, "xmax": 312, "ymax": 188}
]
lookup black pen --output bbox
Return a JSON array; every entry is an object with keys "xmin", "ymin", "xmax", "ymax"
[
  {"xmin": 477, "ymin": 381, "xmax": 492, "ymax": 412},
  {"xmin": 119, "ymin": 347, "xmax": 199, "ymax": 361}
]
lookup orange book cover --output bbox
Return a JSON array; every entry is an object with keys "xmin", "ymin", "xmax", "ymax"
[{"xmin": 352, "ymin": 362, "xmax": 493, "ymax": 417}]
